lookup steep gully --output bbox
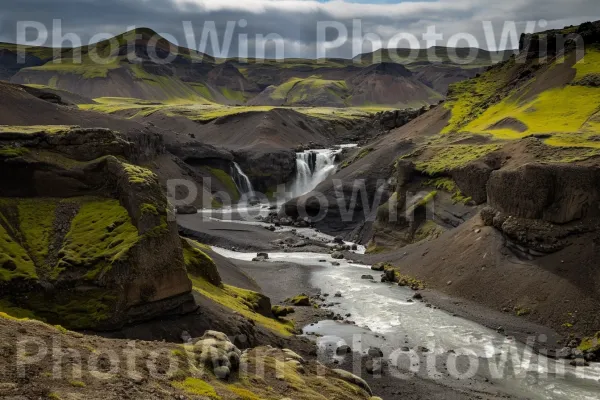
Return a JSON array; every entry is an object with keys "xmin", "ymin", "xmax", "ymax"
[{"xmin": 194, "ymin": 148, "xmax": 600, "ymax": 399}]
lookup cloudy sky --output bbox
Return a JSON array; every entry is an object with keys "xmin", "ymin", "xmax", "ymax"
[{"xmin": 1, "ymin": 0, "xmax": 598, "ymax": 58}]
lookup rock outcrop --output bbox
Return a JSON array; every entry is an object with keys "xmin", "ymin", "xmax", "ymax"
[
  {"xmin": 0, "ymin": 126, "xmax": 195, "ymax": 330},
  {"xmin": 482, "ymin": 163, "xmax": 600, "ymax": 254}
]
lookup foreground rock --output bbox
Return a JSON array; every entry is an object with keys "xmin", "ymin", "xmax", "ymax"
[{"xmin": 0, "ymin": 317, "xmax": 375, "ymax": 399}]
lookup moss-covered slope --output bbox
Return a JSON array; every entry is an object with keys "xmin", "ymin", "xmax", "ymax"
[{"xmin": 0, "ymin": 126, "xmax": 193, "ymax": 330}]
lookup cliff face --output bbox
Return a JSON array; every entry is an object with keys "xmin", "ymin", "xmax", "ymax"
[{"xmin": 0, "ymin": 126, "xmax": 195, "ymax": 330}]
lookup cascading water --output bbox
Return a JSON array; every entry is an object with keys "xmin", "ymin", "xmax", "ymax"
[
  {"xmin": 231, "ymin": 162, "xmax": 254, "ymax": 197},
  {"xmin": 289, "ymin": 148, "xmax": 341, "ymax": 198}
]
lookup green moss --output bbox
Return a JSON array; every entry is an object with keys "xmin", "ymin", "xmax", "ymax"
[
  {"xmin": 190, "ymin": 275, "xmax": 294, "ymax": 336},
  {"xmin": 287, "ymin": 295, "xmax": 311, "ymax": 306},
  {"xmin": 515, "ymin": 307, "xmax": 531, "ymax": 316},
  {"xmin": 208, "ymin": 168, "xmax": 240, "ymax": 202},
  {"xmin": 424, "ymin": 178, "xmax": 472, "ymax": 204},
  {"xmin": 365, "ymin": 243, "xmax": 387, "ymax": 254},
  {"xmin": 140, "ymin": 203, "xmax": 158, "ymax": 216},
  {"xmin": 443, "ymin": 58, "xmax": 516, "ymax": 133},
  {"xmin": 413, "ymin": 220, "xmax": 445, "ymax": 242},
  {"xmin": 385, "ymin": 266, "xmax": 426, "ymax": 290},
  {"xmin": 57, "ymin": 198, "xmax": 139, "ymax": 280},
  {"xmin": 578, "ymin": 332, "xmax": 600, "ymax": 353},
  {"xmin": 415, "ymin": 145, "xmax": 501, "ymax": 175},
  {"xmin": 17, "ymin": 199, "xmax": 56, "ymax": 268},
  {"xmin": 0, "ymin": 300, "xmax": 40, "ymax": 320},
  {"xmin": 69, "ymin": 380, "xmax": 86, "ymax": 388},
  {"xmin": 0, "ymin": 216, "xmax": 37, "ymax": 282},
  {"xmin": 182, "ymin": 239, "xmax": 219, "ymax": 284},
  {"xmin": 272, "ymin": 305, "xmax": 295, "ymax": 318},
  {"xmin": 172, "ymin": 377, "xmax": 220, "ymax": 399},
  {"xmin": 0, "ymin": 146, "xmax": 29, "ymax": 158},
  {"xmin": 226, "ymin": 385, "xmax": 263, "ymax": 400},
  {"xmin": 122, "ymin": 163, "xmax": 157, "ymax": 185},
  {"xmin": 0, "ymin": 125, "xmax": 74, "ymax": 135}
]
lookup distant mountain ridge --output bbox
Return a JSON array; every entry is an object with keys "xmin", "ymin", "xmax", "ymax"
[{"xmin": 1, "ymin": 28, "xmax": 508, "ymax": 107}]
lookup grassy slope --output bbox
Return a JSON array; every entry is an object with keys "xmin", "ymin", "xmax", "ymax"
[
  {"xmin": 443, "ymin": 46, "xmax": 600, "ymax": 150},
  {"xmin": 79, "ymin": 97, "xmax": 390, "ymax": 123}
]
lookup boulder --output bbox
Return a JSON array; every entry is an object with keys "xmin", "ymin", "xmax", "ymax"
[
  {"xmin": 331, "ymin": 252, "xmax": 344, "ymax": 260},
  {"xmin": 371, "ymin": 263, "xmax": 386, "ymax": 271},
  {"xmin": 176, "ymin": 204, "xmax": 197, "ymax": 214},
  {"xmin": 336, "ymin": 345, "xmax": 352, "ymax": 355},
  {"xmin": 361, "ymin": 275, "xmax": 374, "ymax": 280},
  {"xmin": 365, "ymin": 359, "xmax": 382, "ymax": 375}
]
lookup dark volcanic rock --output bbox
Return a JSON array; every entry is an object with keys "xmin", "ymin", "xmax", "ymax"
[
  {"xmin": 234, "ymin": 149, "xmax": 296, "ymax": 193},
  {"xmin": 487, "ymin": 163, "xmax": 600, "ymax": 224}
]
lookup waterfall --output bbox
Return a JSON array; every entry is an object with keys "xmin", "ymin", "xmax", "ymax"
[
  {"xmin": 231, "ymin": 162, "xmax": 254, "ymax": 196},
  {"xmin": 289, "ymin": 149, "xmax": 340, "ymax": 198}
]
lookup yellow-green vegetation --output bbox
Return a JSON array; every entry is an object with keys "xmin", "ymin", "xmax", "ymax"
[
  {"xmin": 0, "ymin": 300, "xmax": 39, "ymax": 319},
  {"xmin": 226, "ymin": 385, "xmax": 263, "ymax": 400},
  {"xmin": 272, "ymin": 305, "xmax": 295, "ymax": 318},
  {"xmin": 287, "ymin": 294, "xmax": 311, "ymax": 306},
  {"xmin": 413, "ymin": 220, "xmax": 446, "ymax": 242},
  {"xmin": 365, "ymin": 243, "xmax": 387, "ymax": 254},
  {"xmin": 28, "ymin": 57, "xmax": 121, "ymax": 79},
  {"xmin": 463, "ymin": 86, "xmax": 600, "ymax": 141},
  {"xmin": 16, "ymin": 199, "xmax": 56, "ymax": 268},
  {"xmin": 208, "ymin": 167, "xmax": 240, "ymax": 202},
  {"xmin": 25, "ymin": 288, "xmax": 117, "ymax": 329},
  {"xmin": 424, "ymin": 178, "xmax": 472, "ymax": 204},
  {"xmin": 182, "ymin": 239, "xmax": 220, "ymax": 284},
  {"xmin": 578, "ymin": 332, "xmax": 600, "ymax": 353},
  {"xmin": 172, "ymin": 378, "xmax": 220, "ymax": 399},
  {"xmin": 56, "ymin": 199, "xmax": 138, "ymax": 279},
  {"xmin": 384, "ymin": 265, "xmax": 426, "ymax": 290},
  {"xmin": 122, "ymin": 162, "xmax": 157, "ymax": 185},
  {"xmin": 0, "ymin": 125, "xmax": 74, "ymax": 135},
  {"xmin": 269, "ymin": 76, "xmax": 349, "ymax": 105},
  {"xmin": 414, "ymin": 145, "xmax": 501, "ymax": 175},
  {"xmin": 0, "ymin": 146, "xmax": 29, "ymax": 157},
  {"xmin": 190, "ymin": 275, "xmax": 294, "ymax": 336},
  {"xmin": 573, "ymin": 47, "xmax": 600, "ymax": 82},
  {"xmin": 443, "ymin": 58, "xmax": 516, "ymax": 133},
  {"xmin": 140, "ymin": 203, "xmax": 158, "ymax": 216},
  {"xmin": 69, "ymin": 380, "xmax": 86, "ymax": 388},
  {"xmin": 515, "ymin": 306, "xmax": 531, "ymax": 317}
]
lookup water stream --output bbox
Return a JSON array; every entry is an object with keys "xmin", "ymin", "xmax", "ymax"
[{"xmin": 204, "ymin": 207, "xmax": 600, "ymax": 400}]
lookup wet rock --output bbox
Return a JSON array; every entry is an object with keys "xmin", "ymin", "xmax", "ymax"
[
  {"xmin": 333, "ymin": 236, "xmax": 344, "ymax": 244},
  {"xmin": 361, "ymin": 275, "xmax": 374, "ymax": 280},
  {"xmin": 412, "ymin": 292, "xmax": 423, "ymax": 300},
  {"xmin": 365, "ymin": 359, "xmax": 382, "ymax": 375},
  {"xmin": 256, "ymin": 252, "xmax": 269, "ymax": 259},
  {"xmin": 331, "ymin": 251, "xmax": 344, "ymax": 260},
  {"xmin": 331, "ymin": 262, "xmax": 341, "ymax": 266},
  {"xmin": 367, "ymin": 347, "xmax": 383, "ymax": 357},
  {"xmin": 556, "ymin": 347, "xmax": 572, "ymax": 359},
  {"xmin": 336, "ymin": 345, "xmax": 352, "ymax": 355},
  {"xmin": 371, "ymin": 263, "xmax": 385, "ymax": 272},
  {"xmin": 175, "ymin": 205, "xmax": 197, "ymax": 215},
  {"xmin": 334, "ymin": 292, "xmax": 342, "ymax": 298}
]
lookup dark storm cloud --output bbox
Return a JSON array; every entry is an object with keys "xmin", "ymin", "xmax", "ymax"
[{"xmin": 0, "ymin": 0, "xmax": 598, "ymax": 58}]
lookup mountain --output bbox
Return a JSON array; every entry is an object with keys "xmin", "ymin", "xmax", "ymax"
[
  {"xmin": 1, "ymin": 29, "xmax": 508, "ymax": 107},
  {"xmin": 283, "ymin": 20, "xmax": 600, "ymax": 340}
]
